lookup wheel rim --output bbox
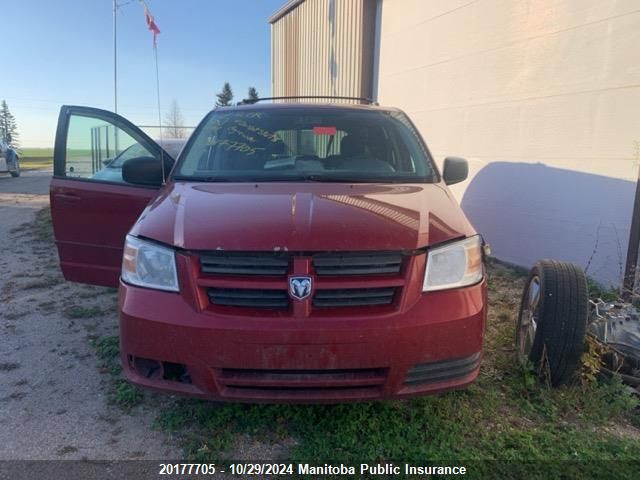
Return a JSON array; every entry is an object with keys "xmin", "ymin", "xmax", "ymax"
[{"xmin": 517, "ymin": 275, "xmax": 540, "ymax": 361}]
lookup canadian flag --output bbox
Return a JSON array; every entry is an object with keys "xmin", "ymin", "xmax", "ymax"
[{"xmin": 143, "ymin": 3, "xmax": 160, "ymax": 46}]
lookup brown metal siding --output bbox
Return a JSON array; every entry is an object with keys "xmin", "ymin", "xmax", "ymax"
[{"xmin": 271, "ymin": 0, "xmax": 375, "ymax": 102}]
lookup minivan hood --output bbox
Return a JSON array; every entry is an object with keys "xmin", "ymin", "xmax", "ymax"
[{"xmin": 131, "ymin": 182, "xmax": 475, "ymax": 251}]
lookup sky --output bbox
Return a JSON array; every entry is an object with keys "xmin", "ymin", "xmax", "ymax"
[{"xmin": 1, "ymin": 0, "xmax": 283, "ymax": 147}]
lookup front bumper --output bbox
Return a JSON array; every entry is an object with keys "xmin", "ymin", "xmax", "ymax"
[{"xmin": 119, "ymin": 277, "xmax": 487, "ymax": 403}]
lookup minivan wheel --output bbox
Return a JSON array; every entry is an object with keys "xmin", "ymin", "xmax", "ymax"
[
  {"xmin": 10, "ymin": 159, "xmax": 20, "ymax": 177},
  {"xmin": 516, "ymin": 259, "xmax": 588, "ymax": 386}
]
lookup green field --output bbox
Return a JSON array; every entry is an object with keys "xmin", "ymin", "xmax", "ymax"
[{"xmin": 18, "ymin": 147, "xmax": 53, "ymax": 169}]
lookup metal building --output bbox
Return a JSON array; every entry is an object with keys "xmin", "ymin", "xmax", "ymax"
[
  {"xmin": 269, "ymin": 0, "xmax": 378, "ymax": 101},
  {"xmin": 269, "ymin": 0, "xmax": 640, "ymax": 290}
]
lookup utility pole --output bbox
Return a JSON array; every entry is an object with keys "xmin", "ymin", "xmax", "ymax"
[{"xmin": 623, "ymin": 151, "xmax": 640, "ymax": 300}]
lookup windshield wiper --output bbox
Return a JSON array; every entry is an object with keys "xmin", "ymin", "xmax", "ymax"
[
  {"xmin": 295, "ymin": 175, "xmax": 418, "ymax": 183},
  {"xmin": 173, "ymin": 175, "xmax": 233, "ymax": 182}
]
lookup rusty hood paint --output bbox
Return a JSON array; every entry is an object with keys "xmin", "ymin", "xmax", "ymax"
[{"xmin": 130, "ymin": 182, "xmax": 475, "ymax": 251}]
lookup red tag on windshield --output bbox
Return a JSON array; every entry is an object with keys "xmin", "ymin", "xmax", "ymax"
[{"xmin": 313, "ymin": 126, "xmax": 337, "ymax": 135}]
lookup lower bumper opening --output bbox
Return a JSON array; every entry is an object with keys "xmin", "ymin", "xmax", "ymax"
[
  {"xmin": 217, "ymin": 367, "xmax": 387, "ymax": 400},
  {"xmin": 222, "ymin": 385, "xmax": 383, "ymax": 401},
  {"xmin": 129, "ymin": 355, "xmax": 192, "ymax": 384}
]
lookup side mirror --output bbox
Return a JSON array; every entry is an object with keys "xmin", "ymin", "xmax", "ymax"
[
  {"xmin": 122, "ymin": 156, "xmax": 172, "ymax": 187},
  {"xmin": 442, "ymin": 157, "xmax": 468, "ymax": 185}
]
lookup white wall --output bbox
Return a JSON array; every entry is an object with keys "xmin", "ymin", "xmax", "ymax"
[{"xmin": 377, "ymin": 0, "xmax": 640, "ymax": 286}]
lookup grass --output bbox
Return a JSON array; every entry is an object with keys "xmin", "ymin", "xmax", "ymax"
[
  {"xmin": 110, "ymin": 380, "xmax": 144, "ymax": 409},
  {"xmin": 0, "ymin": 362, "xmax": 20, "ymax": 371},
  {"xmin": 151, "ymin": 261, "xmax": 640, "ymax": 478},
  {"xmin": 9, "ymin": 207, "xmax": 55, "ymax": 244},
  {"xmin": 18, "ymin": 148, "xmax": 53, "ymax": 157},
  {"xmin": 23, "ymin": 275, "xmax": 60, "ymax": 290},
  {"xmin": 588, "ymin": 278, "xmax": 622, "ymax": 302},
  {"xmin": 93, "ymin": 335, "xmax": 144, "ymax": 409},
  {"xmin": 93, "ymin": 335, "xmax": 122, "ymax": 377},
  {"xmin": 3, "ymin": 311, "xmax": 28, "ymax": 321},
  {"xmin": 18, "ymin": 148, "xmax": 52, "ymax": 170},
  {"xmin": 154, "ymin": 376, "xmax": 639, "ymax": 472},
  {"xmin": 63, "ymin": 305, "xmax": 107, "ymax": 319},
  {"xmin": 31, "ymin": 208, "xmax": 54, "ymax": 244},
  {"xmin": 94, "ymin": 335, "xmax": 120, "ymax": 360}
]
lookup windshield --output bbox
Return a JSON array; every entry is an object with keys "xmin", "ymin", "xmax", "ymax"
[{"xmin": 175, "ymin": 108, "xmax": 437, "ymax": 182}]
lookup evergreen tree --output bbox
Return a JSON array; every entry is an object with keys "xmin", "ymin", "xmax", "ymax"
[
  {"xmin": 247, "ymin": 87, "xmax": 259, "ymax": 103},
  {"xmin": 0, "ymin": 100, "xmax": 19, "ymax": 146},
  {"xmin": 215, "ymin": 82, "xmax": 234, "ymax": 107}
]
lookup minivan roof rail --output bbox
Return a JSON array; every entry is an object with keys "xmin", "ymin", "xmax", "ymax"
[{"xmin": 237, "ymin": 95, "xmax": 378, "ymax": 106}]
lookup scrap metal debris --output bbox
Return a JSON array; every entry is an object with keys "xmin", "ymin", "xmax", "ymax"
[{"xmin": 588, "ymin": 299, "xmax": 640, "ymax": 389}]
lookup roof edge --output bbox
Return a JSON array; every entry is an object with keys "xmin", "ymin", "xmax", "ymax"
[{"xmin": 268, "ymin": 0, "xmax": 305, "ymax": 23}]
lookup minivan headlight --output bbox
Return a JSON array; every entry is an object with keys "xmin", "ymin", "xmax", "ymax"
[
  {"xmin": 122, "ymin": 235, "xmax": 179, "ymax": 292},
  {"xmin": 422, "ymin": 235, "xmax": 483, "ymax": 292}
]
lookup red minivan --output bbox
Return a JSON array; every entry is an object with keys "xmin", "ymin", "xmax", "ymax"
[{"xmin": 50, "ymin": 100, "xmax": 487, "ymax": 403}]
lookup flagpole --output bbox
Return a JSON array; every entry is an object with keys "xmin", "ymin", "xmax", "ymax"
[
  {"xmin": 113, "ymin": 0, "xmax": 118, "ymax": 114},
  {"xmin": 139, "ymin": 0, "xmax": 164, "ymax": 182},
  {"xmin": 154, "ymin": 43, "xmax": 165, "ymax": 183}
]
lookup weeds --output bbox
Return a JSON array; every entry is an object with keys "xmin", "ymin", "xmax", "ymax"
[
  {"xmin": 3, "ymin": 311, "xmax": 27, "ymax": 320},
  {"xmin": 31, "ymin": 208, "xmax": 54, "ymax": 244},
  {"xmin": 580, "ymin": 335, "xmax": 605, "ymax": 384},
  {"xmin": 588, "ymin": 278, "xmax": 620, "ymax": 302},
  {"xmin": 0, "ymin": 363, "xmax": 20, "ymax": 371},
  {"xmin": 90, "ymin": 335, "xmax": 144, "ymax": 409},
  {"xmin": 92, "ymin": 335, "xmax": 121, "ymax": 376},
  {"xmin": 63, "ymin": 305, "xmax": 107, "ymax": 319},
  {"xmin": 156, "ymin": 374, "xmax": 640, "ymax": 471},
  {"xmin": 94, "ymin": 335, "xmax": 119, "ymax": 359},
  {"xmin": 151, "ymin": 263, "xmax": 640, "ymax": 474},
  {"xmin": 110, "ymin": 380, "xmax": 144, "ymax": 409},
  {"xmin": 23, "ymin": 275, "xmax": 60, "ymax": 290}
]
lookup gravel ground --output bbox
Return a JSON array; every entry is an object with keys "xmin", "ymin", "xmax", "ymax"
[{"xmin": 0, "ymin": 170, "xmax": 182, "ymax": 461}]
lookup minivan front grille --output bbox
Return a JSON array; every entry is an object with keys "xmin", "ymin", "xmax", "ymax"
[
  {"xmin": 198, "ymin": 250, "xmax": 408, "ymax": 313},
  {"xmin": 313, "ymin": 252, "xmax": 403, "ymax": 276},
  {"xmin": 200, "ymin": 252, "xmax": 289, "ymax": 276},
  {"xmin": 199, "ymin": 251, "xmax": 405, "ymax": 277},
  {"xmin": 313, "ymin": 288, "xmax": 396, "ymax": 308},
  {"xmin": 208, "ymin": 288, "xmax": 289, "ymax": 309}
]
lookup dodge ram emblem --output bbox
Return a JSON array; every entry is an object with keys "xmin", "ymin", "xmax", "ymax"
[{"xmin": 289, "ymin": 276, "xmax": 312, "ymax": 300}]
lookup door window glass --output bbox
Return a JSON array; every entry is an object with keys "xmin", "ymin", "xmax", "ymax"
[{"xmin": 65, "ymin": 115, "xmax": 154, "ymax": 184}]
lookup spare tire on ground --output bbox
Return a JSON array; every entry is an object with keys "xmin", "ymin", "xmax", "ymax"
[{"xmin": 516, "ymin": 259, "xmax": 589, "ymax": 386}]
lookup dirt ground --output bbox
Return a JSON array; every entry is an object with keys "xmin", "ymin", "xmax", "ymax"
[{"xmin": 0, "ymin": 170, "xmax": 181, "ymax": 460}]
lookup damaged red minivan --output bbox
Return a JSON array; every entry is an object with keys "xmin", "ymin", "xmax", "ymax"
[{"xmin": 50, "ymin": 100, "xmax": 487, "ymax": 403}]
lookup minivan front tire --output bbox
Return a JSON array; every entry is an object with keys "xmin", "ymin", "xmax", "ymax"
[{"xmin": 10, "ymin": 159, "xmax": 20, "ymax": 177}]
